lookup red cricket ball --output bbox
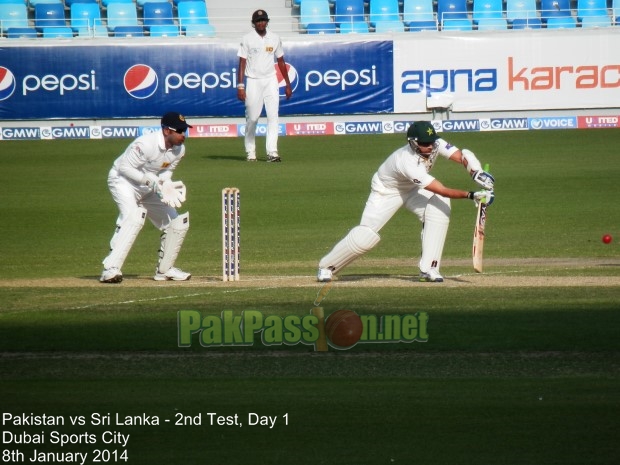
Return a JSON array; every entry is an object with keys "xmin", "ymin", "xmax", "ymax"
[
  {"xmin": 325, "ymin": 310, "xmax": 363, "ymax": 349},
  {"xmin": 602, "ymin": 234, "xmax": 612, "ymax": 244}
]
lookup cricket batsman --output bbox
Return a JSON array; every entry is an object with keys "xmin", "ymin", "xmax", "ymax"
[
  {"xmin": 317, "ymin": 121, "xmax": 495, "ymax": 283},
  {"xmin": 100, "ymin": 112, "xmax": 193, "ymax": 283}
]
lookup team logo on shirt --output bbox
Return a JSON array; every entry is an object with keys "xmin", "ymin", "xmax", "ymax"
[
  {"xmin": 0, "ymin": 67, "xmax": 16, "ymax": 101},
  {"xmin": 266, "ymin": 47, "xmax": 274, "ymax": 52},
  {"xmin": 124, "ymin": 65, "xmax": 158, "ymax": 99}
]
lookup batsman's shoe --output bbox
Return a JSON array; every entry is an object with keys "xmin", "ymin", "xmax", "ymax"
[
  {"xmin": 267, "ymin": 152, "xmax": 281, "ymax": 163},
  {"xmin": 419, "ymin": 269, "xmax": 444, "ymax": 283},
  {"xmin": 317, "ymin": 268, "xmax": 333, "ymax": 283},
  {"xmin": 100, "ymin": 267, "xmax": 123, "ymax": 284},
  {"xmin": 154, "ymin": 267, "xmax": 191, "ymax": 281},
  {"xmin": 246, "ymin": 151, "xmax": 257, "ymax": 162}
]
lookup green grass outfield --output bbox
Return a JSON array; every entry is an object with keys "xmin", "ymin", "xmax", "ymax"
[{"xmin": 1, "ymin": 129, "xmax": 619, "ymax": 464}]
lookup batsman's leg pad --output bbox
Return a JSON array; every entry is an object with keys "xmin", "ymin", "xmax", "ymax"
[
  {"xmin": 102, "ymin": 207, "xmax": 147, "ymax": 270},
  {"xmin": 319, "ymin": 225, "xmax": 380, "ymax": 274},
  {"xmin": 157, "ymin": 212, "xmax": 190, "ymax": 273},
  {"xmin": 419, "ymin": 195, "xmax": 450, "ymax": 273}
]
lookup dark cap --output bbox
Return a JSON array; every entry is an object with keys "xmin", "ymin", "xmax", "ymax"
[
  {"xmin": 161, "ymin": 112, "xmax": 192, "ymax": 131},
  {"xmin": 252, "ymin": 9, "xmax": 269, "ymax": 22},
  {"xmin": 407, "ymin": 121, "xmax": 439, "ymax": 144}
]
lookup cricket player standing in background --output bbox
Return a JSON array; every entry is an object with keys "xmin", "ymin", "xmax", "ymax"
[
  {"xmin": 317, "ymin": 122, "xmax": 495, "ymax": 283},
  {"xmin": 100, "ymin": 112, "xmax": 192, "ymax": 284},
  {"xmin": 237, "ymin": 9, "xmax": 292, "ymax": 162}
]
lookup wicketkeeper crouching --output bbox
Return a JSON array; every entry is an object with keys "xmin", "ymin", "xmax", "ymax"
[{"xmin": 100, "ymin": 112, "xmax": 192, "ymax": 284}]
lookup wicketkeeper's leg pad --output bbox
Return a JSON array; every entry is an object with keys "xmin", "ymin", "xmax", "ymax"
[
  {"xmin": 319, "ymin": 225, "xmax": 380, "ymax": 274},
  {"xmin": 102, "ymin": 207, "xmax": 147, "ymax": 270},
  {"xmin": 157, "ymin": 212, "xmax": 190, "ymax": 273},
  {"xmin": 419, "ymin": 195, "xmax": 451, "ymax": 273}
]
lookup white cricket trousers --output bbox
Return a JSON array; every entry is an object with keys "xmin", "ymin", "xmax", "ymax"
[
  {"xmin": 108, "ymin": 174, "xmax": 178, "ymax": 231},
  {"xmin": 244, "ymin": 76, "xmax": 280, "ymax": 154},
  {"xmin": 359, "ymin": 179, "xmax": 451, "ymax": 273}
]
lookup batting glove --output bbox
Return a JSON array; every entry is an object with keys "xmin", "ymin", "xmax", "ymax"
[
  {"xmin": 472, "ymin": 170, "xmax": 495, "ymax": 190},
  {"xmin": 468, "ymin": 190, "xmax": 495, "ymax": 206}
]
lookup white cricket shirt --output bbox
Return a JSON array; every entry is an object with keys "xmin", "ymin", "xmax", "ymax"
[
  {"xmin": 237, "ymin": 29, "xmax": 284, "ymax": 79},
  {"xmin": 110, "ymin": 130, "xmax": 185, "ymax": 186},
  {"xmin": 373, "ymin": 139, "xmax": 459, "ymax": 192}
]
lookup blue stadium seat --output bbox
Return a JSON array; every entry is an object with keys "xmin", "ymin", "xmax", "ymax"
[
  {"xmin": 300, "ymin": 0, "xmax": 331, "ymax": 28},
  {"xmin": 540, "ymin": 0, "xmax": 571, "ymax": 21},
  {"xmin": 545, "ymin": 15, "xmax": 577, "ymax": 27},
  {"xmin": 511, "ymin": 17, "xmax": 542, "ymax": 27},
  {"xmin": 34, "ymin": 2, "xmax": 66, "ymax": 31},
  {"xmin": 437, "ymin": 0, "xmax": 469, "ymax": 22},
  {"xmin": 306, "ymin": 22, "xmax": 338, "ymax": 33},
  {"xmin": 149, "ymin": 24, "xmax": 179, "ymax": 36},
  {"xmin": 42, "ymin": 26, "xmax": 74, "ymax": 37},
  {"xmin": 477, "ymin": 17, "xmax": 508, "ymax": 29},
  {"xmin": 142, "ymin": 1, "xmax": 174, "ymax": 30},
  {"xmin": 369, "ymin": 0, "xmax": 400, "ymax": 26},
  {"xmin": 0, "ymin": 0, "xmax": 26, "ymax": 4},
  {"xmin": 580, "ymin": 15, "xmax": 612, "ymax": 26},
  {"xmin": 505, "ymin": 0, "xmax": 538, "ymax": 22},
  {"xmin": 70, "ymin": 2, "xmax": 102, "ymax": 34},
  {"xmin": 577, "ymin": 0, "xmax": 609, "ymax": 21},
  {"xmin": 184, "ymin": 23, "xmax": 215, "ymax": 36},
  {"xmin": 614, "ymin": 0, "xmax": 620, "ymax": 24},
  {"xmin": 177, "ymin": 0, "xmax": 208, "ymax": 30},
  {"xmin": 101, "ymin": 0, "xmax": 133, "ymax": 7},
  {"xmin": 442, "ymin": 18, "xmax": 474, "ymax": 29},
  {"xmin": 334, "ymin": 0, "xmax": 365, "ymax": 25},
  {"xmin": 0, "ymin": 3, "xmax": 29, "ymax": 32},
  {"xmin": 113, "ymin": 25, "xmax": 144, "ymax": 36},
  {"xmin": 373, "ymin": 19, "xmax": 405, "ymax": 31},
  {"xmin": 107, "ymin": 2, "xmax": 139, "ymax": 32},
  {"xmin": 339, "ymin": 21, "xmax": 369, "ymax": 32},
  {"xmin": 28, "ymin": 0, "xmax": 63, "ymax": 7},
  {"xmin": 65, "ymin": 0, "xmax": 98, "ymax": 8},
  {"xmin": 403, "ymin": 0, "xmax": 438, "ymax": 31},
  {"xmin": 472, "ymin": 0, "xmax": 503, "ymax": 24},
  {"xmin": 7, "ymin": 26, "xmax": 38, "ymax": 37}
]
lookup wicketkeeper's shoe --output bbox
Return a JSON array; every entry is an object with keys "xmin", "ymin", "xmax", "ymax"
[
  {"xmin": 419, "ymin": 269, "xmax": 444, "ymax": 283},
  {"xmin": 154, "ymin": 267, "xmax": 192, "ymax": 281},
  {"xmin": 246, "ymin": 151, "xmax": 257, "ymax": 162},
  {"xmin": 317, "ymin": 268, "xmax": 333, "ymax": 283},
  {"xmin": 100, "ymin": 267, "xmax": 123, "ymax": 284},
  {"xmin": 267, "ymin": 152, "xmax": 281, "ymax": 163}
]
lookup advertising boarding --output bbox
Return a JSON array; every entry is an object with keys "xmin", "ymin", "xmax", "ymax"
[
  {"xmin": 393, "ymin": 29, "xmax": 620, "ymax": 113},
  {"xmin": 0, "ymin": 41, "xmax": 393, "ymax": 120}
]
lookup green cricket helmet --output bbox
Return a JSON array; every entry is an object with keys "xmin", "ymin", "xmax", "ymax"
[{"xmin": 407, "ymin": 121, "xmax": 439, "ymax": 144}]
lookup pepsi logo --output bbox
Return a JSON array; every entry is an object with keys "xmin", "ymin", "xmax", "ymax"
[
  {"xmin": 124, "ymin": 65, "xmax": 158, "ymax": 99},
  {"xmin": 0, "ymin": 67, "xmax": 16, "ymax": 101},
  {"xmin": 275, "ymin": 63, "xmax": 298, "ymax": 97}
]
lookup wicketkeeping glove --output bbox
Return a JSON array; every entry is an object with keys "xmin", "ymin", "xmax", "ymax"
[
  {"xmin": 472, "ymin": 170, "xmax": 495, "ymax": 190},
  {"xmin": 468, "ymin": 190, "xmax": 494, "ymax": 206},
  {"xmin": 158, "ymin": 180, "xmax": 186, "ymax": 208}
]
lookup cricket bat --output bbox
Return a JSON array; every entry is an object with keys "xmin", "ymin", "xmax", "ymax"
[{"xmin": 472, "ymin": 164, "xmax": 490, "ymax": 273}]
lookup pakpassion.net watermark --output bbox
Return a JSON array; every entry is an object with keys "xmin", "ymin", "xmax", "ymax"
[{"xmin": 177, "ymin": 309, "xmax": 428, "ymax": 351}]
